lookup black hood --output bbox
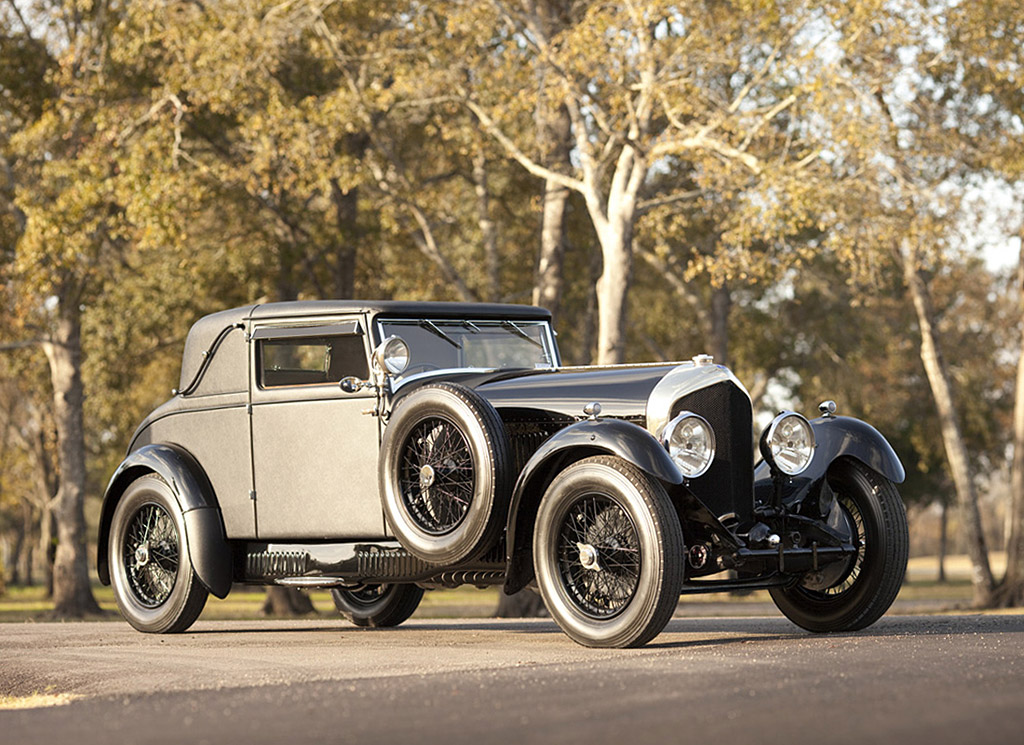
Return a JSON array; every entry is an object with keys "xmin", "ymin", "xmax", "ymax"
[{"xmin": 471, "ymin": 365, "xmax": 675, "ymax": 421}]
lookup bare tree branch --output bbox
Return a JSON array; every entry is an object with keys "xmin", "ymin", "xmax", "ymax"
[{"xmin": 463, "ymin": 99, "xmax": 586, "ymax": 194}]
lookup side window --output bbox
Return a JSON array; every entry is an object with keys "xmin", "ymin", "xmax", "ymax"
[{"xmin": 259, "ymin": 334, "xmax": 369, "ymax": 388}]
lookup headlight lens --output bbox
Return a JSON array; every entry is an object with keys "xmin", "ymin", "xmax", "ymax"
[
  {"xmin": 760, "ymin": 411, "xmax": 815, "ymax": 475},
  {"xmin": 374, "ymin": 336, "xmax": 410, "ymax": 375},
  {"xmin": 661, "ymin": 412, "xmax": 715, "ymax": 477}
]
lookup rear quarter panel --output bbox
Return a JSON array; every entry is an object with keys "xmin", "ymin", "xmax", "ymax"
[{"xmin": 132, "ymin": 393, "xmax": 255, "ymax": 538}]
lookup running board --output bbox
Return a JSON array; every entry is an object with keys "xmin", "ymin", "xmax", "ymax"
[{"xmin": 239, "ymin": 541, "xmax": 504, "ymax": 588}]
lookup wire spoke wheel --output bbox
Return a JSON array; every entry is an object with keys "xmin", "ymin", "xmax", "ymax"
[
  {"xmin": 557, "ymin": 494, "xmax": 641, "ymax": 619},
  {"xmin": 398, "ymin": 416, "xmax": 475, "ymax": 534},
  {"xmin": 769, "ymin": 460, "xmax": 908, "ymax": 633},
  {"xmin": 533, "ymin": 456, "xmax": 684, "ymax": 648},
  {"xmin": 331, "ymin": 584, "xmax": 425, "ymax": 628},
  {"xmin": 799, "ymin": 494, "xmax": 865, "ymax": 597},
  {"xmin": 344, "ymin": 584, "xmax": 390, "ymax": 607},
  {"xmin": 109, "ymin": 475, "xmax": 207, "ymax": 633},
  {"xmin": 381, "ymin": 383, "xmax": 512, "ymax": 565},
  {"xmin": 123, "ymin": 502, "xmax": 179, "ymax": 608}
]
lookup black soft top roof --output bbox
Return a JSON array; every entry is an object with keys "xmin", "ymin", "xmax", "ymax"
[{"xmin": 246, "ymin": 300, "xmax": 551, "ymax": 321}]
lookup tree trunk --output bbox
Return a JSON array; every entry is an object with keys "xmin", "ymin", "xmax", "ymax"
[
  {"xmin": 330, "ymin": 179, "xmax": 358, "ymax": 299},
  {"xmin": 472, "ymin": 151, "xmax": 501, "ymax": 302},
  {"xmin": 710, "ymin": 283, "xmax": 731, "ymax": 365},
  {"xmin": 262, "ymin": 586, "xmax": 315, "ymax": 616},
  {"xmin": 18, "ymin": 499, "xmax": 34, "ymax": 586},
  {"xmin": 533, "ymin": 102, "xmax": 572, "ymax": 322},
  {"xmin": 534, "ymin": 181, "xmax": 569, "ymax": 317},
  {"xmin": 578, "ymin": 242, "xmax": 602, "ymax": 365},
  {"xmin": 41, "ymin": 302, "xmax": 101, "ymax": 617},
  {"xmin": 494, "ymin": 588, "xmax": 548, "ymax": 618},
  {"xmin": 40, "ymin": 504, "xmax": 56, "ymax": 596},
  {"xmin": 938, "ymin": 497, "xmax": 948, "ymax": 584},
  {"xmin": 8, "ymin": 501, "xmax": 26, "ymax": 586},
  {"xmin": 995, "ymin": 244, "xmax": 1024, "ymax": 607},
  {"xmin": 901, "ymin": 245, "xmax": 994, "ymax": 606},
  {"xmin": 594, "ymin": 222, "xmax": 633, "ymax": 365}
]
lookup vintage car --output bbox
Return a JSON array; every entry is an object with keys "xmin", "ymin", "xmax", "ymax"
[{"xmin": 98, "ymin": 300, "xmax": 908, "ymax": 648}]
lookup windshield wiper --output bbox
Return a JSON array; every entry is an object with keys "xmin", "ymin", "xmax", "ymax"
[
  {"xmin": 419, "ymin": 320, "xmax": 462, "ymax": 349},
  {"xmin": 501, "ymin": 321, "xmax": 545, "ymax": 350}
]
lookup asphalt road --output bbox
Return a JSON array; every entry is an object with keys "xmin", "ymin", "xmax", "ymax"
[{"xmin": 2, "ymin": 614, "xmax": 1023, "ymax": 745}]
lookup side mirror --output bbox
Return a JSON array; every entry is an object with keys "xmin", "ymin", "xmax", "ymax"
[{"xmin": 339, "ymin": 376, "xmax": 367, "ymax": 394}]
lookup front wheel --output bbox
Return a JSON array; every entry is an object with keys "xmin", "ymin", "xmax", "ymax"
[
  {"xmin": 109, "ymin": 475, "xmax": 208, "ymax": 633},
  {"xmin": 770, "ymin": 459, "xmax": 909, "ymax": 632},
  {"xmin": 330, "ymin": 584, "xmax": 424, "ymax": 627},
  {"xmin": 533, "ymin": 456, "xmax": 684, "ymax": 648}
]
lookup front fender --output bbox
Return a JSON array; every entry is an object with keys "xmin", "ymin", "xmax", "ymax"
[
  {"xmin": 754, "ymin": 415, "xmax": 906, "ymax": 510},
  {"xmin": 502, "ymin": 418, "xmax": 682, "ymax": 593},
  {"xmin": 808, "ymin": 415, "xmax": 905, "ymax": 483},
  {"xmin": 96, "ymin": 443, "xmax": 232, "ymax": 598}
]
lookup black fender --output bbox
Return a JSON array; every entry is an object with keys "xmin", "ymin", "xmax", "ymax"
[
  {"xmin": 96, "ymin": 443, "xmax": 232, "ymax": 599},
  {"xmin": 754, "ymin": 415, "xmax": 906, "ymax": 511},
  {"xmin": 502, "ymin": 418, "xmax": 683, "ymax": 593}
]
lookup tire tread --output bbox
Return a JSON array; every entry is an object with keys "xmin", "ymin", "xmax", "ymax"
[
  {"xmin": 380, "ymin": 382, "xmax": 513, "ymax": 564},
  {"xmin": 331, "ymin": 584, "xmax": 425, "ymax": 628},
  {"xmin": 534, "ymin": 455, "xmax": 684, "ymax": 648},
  {"xmin": 770, "ymin": 459, "xmax": 908, "ymax": 632}
]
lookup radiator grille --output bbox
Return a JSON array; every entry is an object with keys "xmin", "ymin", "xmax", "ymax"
[
  {"xmin": 503, "ymin": 415, "xmax": 573, "ymax": 473},
  {"xmin": 672, "ymin": 381, "xmax": 754, "ymax": 522}
]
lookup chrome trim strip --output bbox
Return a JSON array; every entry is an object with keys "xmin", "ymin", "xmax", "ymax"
[
  {"xmin": 646, "ymin": 364, "xmax": 751, "ymax": 437},
  {"xmin": 389, "ymin": 366, "xmax": 498, "ymax": 391},
  {"xmin": 555, "ymin": 361, "xmax": 684, "ymax": 371},
  {"xmin": 275, "ymin": 577, "xmax": 347, "ymax": 587}
]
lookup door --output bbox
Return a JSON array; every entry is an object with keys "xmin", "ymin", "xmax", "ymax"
[{"xmin": 249, "ymin": 318, "xmax": 386, "ymax": 540}]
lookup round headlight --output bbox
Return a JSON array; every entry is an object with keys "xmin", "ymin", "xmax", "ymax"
[
  {"xmin": 760, "ymin": 411, "xmax": 815, "ymax": 475},
  {"xmin": 373, "ymin": 336, "xmax": 410, "ymax": 375},
  {"xmin": 661, "ymin": 412, "xmax": 715, "ymax": 478}
]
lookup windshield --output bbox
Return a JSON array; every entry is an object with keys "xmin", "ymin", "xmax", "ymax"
[{"xmin": 378, "ymin": 319, "xmax": 557, "ymax": 382}]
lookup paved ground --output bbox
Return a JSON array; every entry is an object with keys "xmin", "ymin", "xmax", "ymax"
[{"xmin": 2, "ymin": 614, "xmax": 1023, "ymax": 745}]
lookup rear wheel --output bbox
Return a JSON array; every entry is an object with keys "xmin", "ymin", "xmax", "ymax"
[
  {"xmin": 533, "ymin": 456, "xmax": 684, "ymax": 648},
  {"xmin": 330, "ymin": 584, "xmax": 424, "ymax": 627},
  {"xmin": 770, "ymin": 459, "xmax": 908, "ymax": 632},
  {"xmin": 109, "ymin": 475, "xmax": 208, "ymax": 633}
]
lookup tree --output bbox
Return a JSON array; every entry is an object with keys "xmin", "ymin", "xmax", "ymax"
[
  {"xmin": 935, "ymin": 0, "xmax": 1024, "ymax": 606},
  {"xmin": 1, "ymin": 0, "xmax": 118, "ymax": 616},
  {"xmin": 0, "ymin": 349, "xmax": 59, "ymax": 591},
  {"xmin": 1000, "ymin": 244, "xmax": 1024, "ymax": 605}
]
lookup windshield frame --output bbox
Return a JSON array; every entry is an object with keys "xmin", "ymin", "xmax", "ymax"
[{"xmin": 374, "ymin": 316, "xmax": 560, "ymax": 388}]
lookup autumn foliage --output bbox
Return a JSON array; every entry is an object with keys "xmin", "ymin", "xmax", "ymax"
[{"xmin": 1, "ymin": 1, "xmax": 1022, "ymax": 611}]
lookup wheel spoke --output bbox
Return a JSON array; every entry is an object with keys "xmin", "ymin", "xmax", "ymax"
[
  {"xmin": 123, "ymin": 502, "xmax": 179, "ymax": 608},
  {"xmin": 399, "ymin": 417, "xmax": 475, "ymax": 534},
  {"xmin": 556, "ymin": 494, "xmax": 641, "ymax": 619},
  {"xmin": 798, "ymin": 490, "xmax": 867, "ymax": 598}
]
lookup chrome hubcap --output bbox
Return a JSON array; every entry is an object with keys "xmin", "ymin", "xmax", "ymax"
[
  {"xmin": 134, "ymin": 543, "xmax": 150, "ymax": 568},
  {"xmin": 576, "ymin": 542, "xmax": 602, "ymax": 572},
  {"xmin": 419, "ymin": 464, "xmax": 436, "ymax": 489}
]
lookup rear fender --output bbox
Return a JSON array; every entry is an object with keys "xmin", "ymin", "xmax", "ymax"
[
  {"xmin": 502, "ymin": 418, "xmax": 683, "ymax": 593},
  {"xmin": 96, "ymin": 443, "xmax": 232, "ymax": 598}
]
